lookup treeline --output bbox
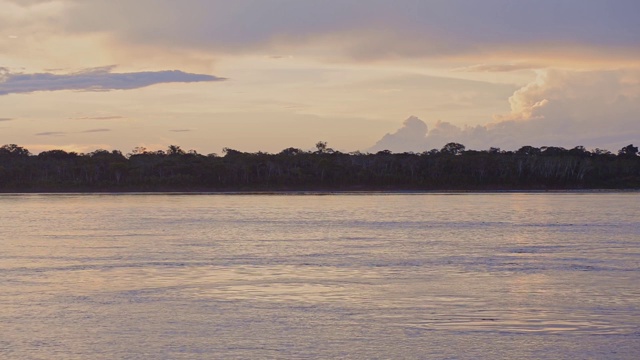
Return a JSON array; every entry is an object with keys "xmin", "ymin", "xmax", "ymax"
[{"xmin": 0, "ymin": 142, "xmax": 639, "ymax": 191}]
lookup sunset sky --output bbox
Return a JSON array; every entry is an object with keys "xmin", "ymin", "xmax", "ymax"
[{"xmin": 1, "ymin": 0, "xmax": 639, "ymax": 154}]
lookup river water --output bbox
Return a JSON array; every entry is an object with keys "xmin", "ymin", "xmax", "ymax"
[{"xmin": 1, "ymin": 193, "xmax": 639, "ymax": 359}]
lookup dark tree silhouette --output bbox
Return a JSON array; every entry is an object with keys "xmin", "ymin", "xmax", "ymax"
[
  {"xmin": 0, "ymin": 144, "xmax": 30, "ymax": 157},
  {"xmin": 441, "ymin": 142, "xmax": 466, "ymax": 155},
  {"xmin": 0, "ymin": 142, "xmax": 639, "ymax": 191},
  {"xmin": 618, "ymin": 144, "xmax": 639, "ymax": 157}
]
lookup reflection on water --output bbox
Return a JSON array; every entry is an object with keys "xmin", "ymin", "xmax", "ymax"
[{"xmin": 1, "ymin": 193, "xmax": 639, "ymax": 359}]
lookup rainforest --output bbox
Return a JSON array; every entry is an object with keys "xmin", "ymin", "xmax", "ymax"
[{"xmin": 0, "ymin": 142, "xmax": 639, "ymax": 192}]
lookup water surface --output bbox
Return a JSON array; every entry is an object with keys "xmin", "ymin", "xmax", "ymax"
[{"xmin": 1, "ymin": 193, "xmax": 639, "ymax": 359}]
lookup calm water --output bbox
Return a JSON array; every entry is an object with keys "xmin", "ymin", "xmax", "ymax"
[{"xmin": 1, "ymin": 193, "xmax": 639, "ymax": 359}]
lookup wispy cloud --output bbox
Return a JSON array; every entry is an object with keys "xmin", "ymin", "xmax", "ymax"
[
  {"xmin": 4, "ymin": 0, "xmax": 54, "ymax": 6},
  {"xmin": 0, "ymin": 117, "xmax": 13, "ymax": 121},
  {"xmin": 36, "ymin": 128, "xmax": 112, "ymax": 136},
  {"xmin": 452, "ymin": 64, "xmax": 543, "ymax": 73},
  {"xmin": 36, "ymin": 131, "xmax": 66, "ymax": 136},
  {"xmin": 169, "ymin": 129, "xmax": 192, "ymax": 132},
  {"xmin": 0, "ymin": 66, "xmax": 225, "ymax": 96},
  {"xmin": 72, "ymin": 115, "xmax": 125, "ymax": 120}
]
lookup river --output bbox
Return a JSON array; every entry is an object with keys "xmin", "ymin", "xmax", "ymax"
[{"xmin": 1, "ymin": 193, "xmax": 639, "ymax": 359}]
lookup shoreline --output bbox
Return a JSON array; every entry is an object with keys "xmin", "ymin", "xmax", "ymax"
[{"xmin": 1, "ymin": 188, "xmax": 639, "ymax": 195}]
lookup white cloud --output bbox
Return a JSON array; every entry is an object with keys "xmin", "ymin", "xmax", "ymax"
[
  {"xmin": 370, "ymin": 116, "xmax": 427, "ymax": 153},
  {"xmin": 0, "ymin": 66, "xmax": 224, "ymax": 95},
  {"xmin": 369, "ymin": 70, "xmax": 640, "ymax": 152}
]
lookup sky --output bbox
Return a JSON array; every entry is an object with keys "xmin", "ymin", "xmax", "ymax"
[{"xmin": 1, "ymin": 0, "xmax": 639, "ymax": 155}]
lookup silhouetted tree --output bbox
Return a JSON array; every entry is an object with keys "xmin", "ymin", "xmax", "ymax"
[
  {"xmin": 618, "ymin": 144, "xmax": 639, "ymax": 157},
  {"xmin": 0, "ymin": 144, "xmax": 30, "ymax": 157},
  {"xmin": 1, "ymin": 143, "xmax": 639, "ymax": 191},
  {"xmin": 441, "ymin": 142, "xmax": 465, "ymax": 155},
  {"xmin": 516, "ymin": 146, "xmax": 541, "ymax": 156}
]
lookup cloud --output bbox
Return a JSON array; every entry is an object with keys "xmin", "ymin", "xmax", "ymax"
[
  {"xmin": 268, "ymin": 55, "xmax": 294, "ymax": 60},
  {"xmin": 0, "ymin": 117, "xmax": 13, "ymax": 121},
  {"xmin": 169, "ymin": 129, "xmax": 192, "ymax": 132},
  {"xmin": 23, "ymin": 143, "xmax": 115, "ymax": 155},
  {"xmin": 370, "ymin": 116, "xmax": 427, "ymax": 153},
  {"xmin": 0, "ymin": 66, "xmax": 225, "ymax": 95},
  {"xmin": 35, "ymin": 128, "xmax": 111, "ymax": 136},
  {"xmin": 71, "ymin": 115, "xmax": 124, "ymax": 120},
  {"xmin": 452, "ymin": 64, "xmax": 543, "ymax": 73},
  {"xmin": 369, "ymin": 69, "xmax": 640, "ymax": 152},
  {"xmin": 58, "ymin": 0, "xmax": 640, "ymax": 64},
  {"xmin": 36, "ymin": 131, "xmax": 66, "ymax": 136},
  {"xmin": 4, "ymin": 0, "xmax": 57, "ymax": 6}
]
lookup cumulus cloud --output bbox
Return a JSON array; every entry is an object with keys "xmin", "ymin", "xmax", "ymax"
[
  {"xmin": 0, "ymin": 66, "xmax": 224, "ymax": 95},
  {"xmin": 57, "ymin": 0, "xmax": 640, "ymax": 64},
  {"xmin": 370, "ymin": 116, "xmax": 428, "ymax": 153},
  {"xmin": 369, "ymin": 70, "xmax": 640, "ymax": 152}
]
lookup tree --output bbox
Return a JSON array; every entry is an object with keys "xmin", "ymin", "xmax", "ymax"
[
  {"xmin": 315, "ymin": 141, "xmax": 327, "ymax": 153},
  {"xmin": 593, "ymin": 148, "xmax": 612, "ymax": 156},
  {"xmin": 167, "ymin": 145, "xmax": 185, "ymax": 156},
  {"xmin": 37, "ymin": 149, "xmax": 77, "ymax": 160},
  {"xmin": 223, "ymin": 148, "xmax": 243, "ymax": 157},
  {"xmin": 440, "ymin": 142, "xmax": 465, "ymax": 155},
  {"xmin": 516, "ymin": 146, "xmax": 541, "ymax": 156},
  {"xmin": 422, "ymin": 149, "xmax": 439, "ymax": 156},
  {"xmin": 569, "ymin": 146, "xmax": 590, "ymax": 157},
  {"xmin": 0, "ymin": 144, "xmax": 31, "ymax": 157},
  {"xmin": 0, "ymin": 142, "xmax": 638, "ymax": 191},
  {"xmin": 279, "ymin": 147, "xmax": 303, "ymax": 156},
  {"xmin": 128, "ymin": 146, "xmax": 148, "ymax": 157},
  {"xmin": 618, "ymin": 144, "xmax": 638, "ymax": 157},
  {"xmin": 541, "ymin": 146, "xmax": 567, "ymax": 156}
]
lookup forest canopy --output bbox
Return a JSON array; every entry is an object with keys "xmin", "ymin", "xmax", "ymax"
[{"xmin": 0, "ymin": 142, "xmax": 639, "ymax": 191}]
